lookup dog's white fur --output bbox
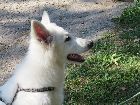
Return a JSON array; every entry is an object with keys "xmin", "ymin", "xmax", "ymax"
[{"xmin": 0, "ymin": 11, "xmax": 92, "ymax": 105}]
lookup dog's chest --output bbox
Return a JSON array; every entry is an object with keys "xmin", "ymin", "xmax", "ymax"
[{"xmin": 12, "ymin": 91, "xmax": 63, "ymax": 105}]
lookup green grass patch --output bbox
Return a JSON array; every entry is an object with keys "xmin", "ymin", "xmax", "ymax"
[
  {"xmin": 64, "ymin": 1, "xmax": 140, "ymax": 104},
  {"xmin": 64, "ymin": 33, "xmax": 140, "ymax": 104},
  {"xmin": 114, "ymin": 0, "xmax": 140, "ymax": 28}
]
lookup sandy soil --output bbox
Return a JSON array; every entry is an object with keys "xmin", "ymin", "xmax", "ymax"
[{"xmin": 0, "ymin": 0, "xmax": 131, "ymax": 84}]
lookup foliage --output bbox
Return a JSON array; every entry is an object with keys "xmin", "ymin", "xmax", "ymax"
[
  {"xmin": 64, "ymin": 33, "xmax": 140, "ymax": 104},
  {"xmin": 115, "ymin": 0, "xmax": 140, "ymax": 28},
  {"xmin": 64, "ymin": 1, "xmax": 140, "ymax": 104}
]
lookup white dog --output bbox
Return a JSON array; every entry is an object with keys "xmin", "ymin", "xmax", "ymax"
[{"xmin": 0, "ymin": 11, "xmax": 93, "ymax": 105}]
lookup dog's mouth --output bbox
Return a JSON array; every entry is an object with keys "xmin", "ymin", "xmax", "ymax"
[{"xmin": 67, "ymin": 53, "xmax": 85, "ymax": 63}]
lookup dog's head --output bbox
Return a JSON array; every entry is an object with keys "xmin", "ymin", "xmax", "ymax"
[{"xmin": 30, "ymin": 11, "xmax": 93, "ymax": 65}]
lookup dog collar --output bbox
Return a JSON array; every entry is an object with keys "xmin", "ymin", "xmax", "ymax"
[
  {"xmin": 0, "ymin": 86, "xmax": 55, "ymax": 105},
  {"xmin": 18, "ymin": 87, "xmax": 55, "ymax": 92}
]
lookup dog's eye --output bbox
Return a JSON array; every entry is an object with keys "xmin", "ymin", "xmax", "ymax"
[{"xmin": 65, "ymin": 36, "xmax": 71, "ymax": 42}]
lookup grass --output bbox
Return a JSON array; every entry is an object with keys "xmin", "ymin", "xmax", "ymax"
[
  {"xmin": 64, "ymin": 1, "xmax": 140, "ymax": 105},
  {"xmin": 114, "ymin": 0, "xmax": 140, "ymax": 28}
]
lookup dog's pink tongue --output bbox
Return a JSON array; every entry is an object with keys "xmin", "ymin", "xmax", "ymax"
[{"xmin": 67, "ymin": 54, "xmax": 85, "ymax": 62}]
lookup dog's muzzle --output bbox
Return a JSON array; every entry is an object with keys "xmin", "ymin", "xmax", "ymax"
[{"xmin": 87, "ymin": 40, "xmax": 93, "ymax": 49}]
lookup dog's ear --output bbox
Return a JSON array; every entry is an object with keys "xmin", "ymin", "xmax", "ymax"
[
  {"xmin": 31, "ymin": 20, "xmax": 53, "ymax": 44},
  {"xmin": 41, "ymin": 11, "xmax": 50, "ymax": 24}
]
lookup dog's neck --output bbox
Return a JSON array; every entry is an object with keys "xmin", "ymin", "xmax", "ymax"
[
  {"xmin": 27, "ymin": 41, "xmax": 65, "ymax": 68},
  {"xmin": 16, "ymin": 43, "xmax": 66, "ymax": 88}
]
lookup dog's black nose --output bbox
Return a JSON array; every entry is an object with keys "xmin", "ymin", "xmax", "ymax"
[{"xmin": 88, "ymin": 40, "xmax": 93, "ymax": 49}]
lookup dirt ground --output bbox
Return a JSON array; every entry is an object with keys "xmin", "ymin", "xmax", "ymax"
[{"xmin": 0, "ymin": 0, "xmax": 131, "ymax": 84}]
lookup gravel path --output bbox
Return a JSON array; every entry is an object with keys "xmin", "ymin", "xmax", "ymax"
[{"xmin": 0, "ymin": 0, "xmax": 131, "ymax": 84}]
